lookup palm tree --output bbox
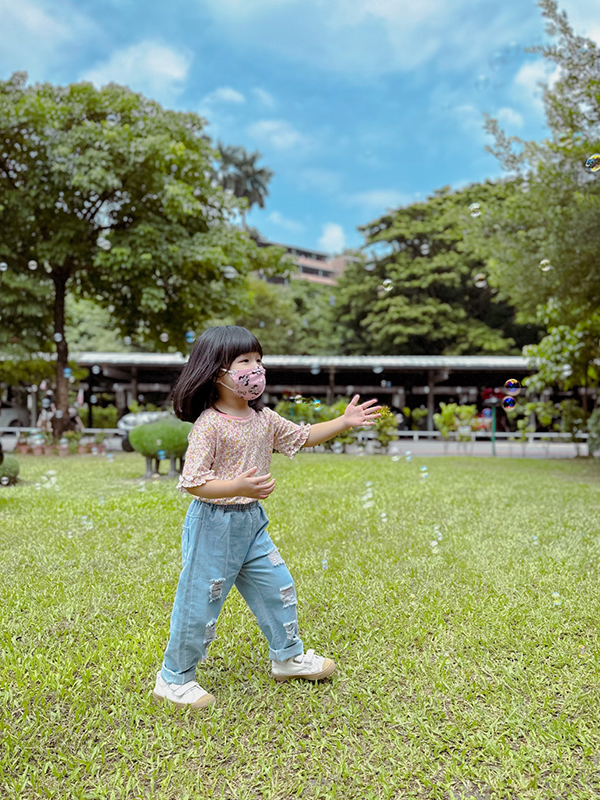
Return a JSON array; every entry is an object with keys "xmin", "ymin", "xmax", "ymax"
[{"xmin": 216, "ymin": 142, "xmax": 274, "ymax": 229}]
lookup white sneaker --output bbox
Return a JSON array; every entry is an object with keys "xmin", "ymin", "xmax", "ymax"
[
  {"xmin": 271, "ymin": 649, "xmax": 336, "ymax": 682},
  {"xmin": 152, "ymin": 671, "xmax": 215, "ymax": 709}
]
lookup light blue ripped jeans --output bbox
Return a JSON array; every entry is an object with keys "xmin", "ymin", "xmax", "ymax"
[{"xmin": 161, "ymin": 498, "xmax": 304, "ymax": 685}]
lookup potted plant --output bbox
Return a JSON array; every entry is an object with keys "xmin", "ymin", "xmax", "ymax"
[
  {"xmin": 28, "ymin": 432, "xmax": 45, "ymax": 456},
  {"xmin": 16, "ymin": 434, "xmax": 30, "ymax": 455},
  {"xmin": 64, "ymin": 430, "xmax": 82, "ymax": 455},
  {"xmin": 42, "ymin": 430, "xmax": 56, "ymax": 456},
  {"xmin": 58, "ymin": 437, "xmax": 70, "ymax": 457},
  {"xmin": 94, "ymin": 431, "xmax": 107, "ymax": 454}
]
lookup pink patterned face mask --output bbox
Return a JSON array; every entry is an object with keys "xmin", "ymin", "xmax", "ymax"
[{"xmin": 217, "ymin": 365, "xmax": 266, "ymax": 400}]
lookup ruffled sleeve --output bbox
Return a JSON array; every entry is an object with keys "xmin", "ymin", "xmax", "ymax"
[
  {"xmin": 267, "ymin": 408, "xmax": 311, "ymax": 458},
  {"xmin": 177, "ymin": 414, "xmax": 218, "ymax": 494}
]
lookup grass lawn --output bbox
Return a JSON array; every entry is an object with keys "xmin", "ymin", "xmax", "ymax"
[{"xmin": 2, "ymin": 452, "xmax": 600, "ymax": 800}]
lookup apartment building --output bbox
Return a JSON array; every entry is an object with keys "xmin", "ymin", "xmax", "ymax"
[{"xmin": 255, "ymin": 239, "xmax": 361, "ymax": 286}]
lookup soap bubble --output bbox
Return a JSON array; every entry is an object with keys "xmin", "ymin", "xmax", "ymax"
[
  {"xmin": 222, "ymin": 265, "xmax": 238, "ymax": 279},
  {"xmin": 405, "ymin": 450, "xmax": 413, "ymax": 463},
  {"xmin": 41, "ymin": 398, "xmax": 51, "ymax": 409},
  {"xmin": 54, "ymin": 410, "xmax": 63, "ymax": 419},
  {"xmin": 90, "ymin": 394, "xmax": 98, "ymax": 404},
  {"xmin": 1, "ymin": 476, "xmax": 9, "ymax": 486},
  {"xmin": 63, "ymin": 367, "xmax": 72, "ymax": 378},
  {"xmin": 420, "ymin": 243, "xmax": 430, "ymax": 255},
  {"xmin": 91, "ymin": 365, "xmax": 101, "ymax": 375},
  {"xmin": 585, "ymin": 154, "xmax": 600, "ymax": 173},
  {"xmin": 362, "ymin": 501, "xmax": 375, "ymax": 509},
  {"xmin": 391, "ymin": 455, "xmax": 402, "ymax": 462},
  {"xmin": 97, "ymin": 236, "xmax": 111, "ymax": 250},
  {"xmin": 365, "ymin": 261, "xmax": 377, "ymax": 272},
  {"xmin": 313, "ymin": 400, "xmax": 322, "ymax": 410},
  {"xmin": 185, "ymin": 331, "xmax": 195, "ymax": 343},
  {"xmin": 123, "ymin": 336, "xmax": 132, "ymax": 346},
  {"xmin": 28, "ymin": 260, "xmax": 38, "ymax": 270},
  {"xmin": 0, "ymin": 262, "xmax": 7, "ymax": 272},
  {"xmin": 322, "ymin": 558, "xmax": 328, "ymax": 570},
  {"xmin": 561, "ymin": 364, "xmax": 573, "ymax": 378},
  {"xmin": 503, "ymin": 379, "xmax": 521, "ymax": 396},
  {"xmin": 91, "ymin": 446, "xmax": 99, "ymax": 456},
  {"xmin": 434, "ymin": 525, "xmax": 443, "ymax": 541},
  {"xmin": 332, "ymin": 442, "xmax": 344, "ymax": 454},
  {"xmin": 160, "ymin": 332, "xmax": 169, "ymax": 342},
  {"xmin": 157, "ymin": 449, "xmax": 167, "ymax": 460},
  {"xmin": 420, "ymin": 466, "xmax": 429, "ymax": 480},
  {"xmin": 53, "ymin": 332, "xmax": 63, "ymax": 343},
  {"xmin": 310, "ymin": 363, "xmax": 321, "ymax": 375},
  {"xmin": 469, "ymin": 203, "xmax": 481, "ymax": 218},
  {"xmin": 502, "ymin": 396, "xmax": 516, "ymax": 410},
  {"xmin": 474, "ymin": 273, "xmax": 488, "ymax": 288},
  {"xmin": 552, "ymin": 591, "xmax": 562, "ymax": 607},
  {"xmin": 539, "ymin": 259, "xmax": 552, "ymax": 272},
  {"xmin": 531, "ymin": 534, "xmax": 539, "ymax": 545},
  {"xmin": 293, "ymin": 394, "xmax": 303, "ymax": 404},
  {"xmin": 382, "ymin": 279, "xmax": 393, "ymax": 292},
  {"xmin": 372, "ymin": 366, "xmax": 384, "ymax": 374}
]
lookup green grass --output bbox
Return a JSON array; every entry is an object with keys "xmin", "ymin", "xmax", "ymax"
[{"xmin": 2, "ymin": 452, "xmax": 600, "ymax": 800}]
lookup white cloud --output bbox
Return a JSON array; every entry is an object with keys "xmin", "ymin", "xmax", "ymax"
[
  {"xmin": 267, "ymin": 211, "xmax": 305, "ymax": 232},
  {"xmin": 318, "ymin": 222, "xmax": 346, "ymax": 253},
  {"xmin": 252, "ymin": 87, "xmax": 276, "ymax": 108},
  {"xmin": 558, "ymin": 1, "xmax": 600, "ymax": 46},
  {"xmin": 496, "ymin": 107, "xmax": 524, "ymax": 129},
  {"xmin": 199, "ymin": 0, "xmax": 541, "ymax": 77},
  {"xmin": 247, "ymin": 119, "xmax": 309, "ymax": 151},
  {"xmin": 512, "ymin": 59, "xmax": 560, "ymax": 114},
  {"xmin": 345, "ymin": 189, "xmax": 412, "ymax": 213},
  {"xmin": 202, "ymin": 86, "xmax": 246, "ymax": 105},
  {"xmin": 0, "ymin": 0, "xmax": 98, "ymax": 81},
  {"xmin": 82, "ymin": 41, "xmax": 192, "ymax": 103}
]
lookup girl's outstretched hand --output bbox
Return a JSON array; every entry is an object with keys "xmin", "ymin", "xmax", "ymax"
[
  {"xmin": 343, "ymin": 395, "xmax": 383, "ymax": 428},
  {"xmin": 234, "ymin": 466, "xmax": 276, "ymax": 499}
]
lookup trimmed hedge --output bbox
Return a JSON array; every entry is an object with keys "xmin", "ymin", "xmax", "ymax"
[
  {"xmin": 128, "ymin": 418, "xmax": 192, "ymax": 459},
  {"xmin": 0, "ymin": 454, "xmax": 20, "ymax": 486}
]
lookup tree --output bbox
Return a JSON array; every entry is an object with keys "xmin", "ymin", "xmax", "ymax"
[
  {"xmin": 205, "ymin": 274, "xmax": 343, "ymax": 356},
  {"xmin": 0, "ymin": 73, "xmax": 286, "ymax": 433},
  {"xmin": 480, "ymin": 0, "xmax": 600, "ymax": 413},
  {"xmin": 334, "ymin": 182, "xmax": 539, "ymax": 355},
  {"xmin": 215, "ymin": 142, "xmax": 274, "ymax": 229}
]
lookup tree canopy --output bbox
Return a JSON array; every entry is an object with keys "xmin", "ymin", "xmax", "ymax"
[
  {"xmin": 333, "ymin": 182, "xmax": 539, "ymax": 356},
  {"xmin": 0, "ymin": 73, "xmax": 285, "ymax": 429}
]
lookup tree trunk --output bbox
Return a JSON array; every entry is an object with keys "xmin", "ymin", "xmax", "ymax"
[{"xmin": 53, "ymin": 268, "xmax": 69, "ymax": 439}]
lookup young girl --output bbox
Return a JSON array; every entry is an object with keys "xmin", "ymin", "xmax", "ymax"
[{"xmin": 152, "ymin": 326, "xmax": 381, "ymax": 709}]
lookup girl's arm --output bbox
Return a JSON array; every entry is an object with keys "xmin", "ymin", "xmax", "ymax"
[{"xmin": 303, "ymin": 395, "xmax": 382, "ymax": 448}]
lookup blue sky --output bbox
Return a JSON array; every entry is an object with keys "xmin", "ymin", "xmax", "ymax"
[{"xmin": 0, "ymin": 0, "xmax": 597, "ymax": 254}]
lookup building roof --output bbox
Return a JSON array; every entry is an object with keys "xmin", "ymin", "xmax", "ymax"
[{"xmin": 71, "ymin": 352, "xmax": 532, "ymax": 371}]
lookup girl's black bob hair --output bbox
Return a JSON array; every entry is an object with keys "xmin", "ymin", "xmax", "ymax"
[{"xmin": 171, "ymin": 326, "xmax": 264, "ymax": 422}]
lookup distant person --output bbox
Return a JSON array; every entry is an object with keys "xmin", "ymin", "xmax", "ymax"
[
  {"xmin": 36, "ymin": 392, "xmax": 56, "ymax": 434},
  {"xmin": 152, "ymin": 325, "xmax": 382, "ymax": 709}
]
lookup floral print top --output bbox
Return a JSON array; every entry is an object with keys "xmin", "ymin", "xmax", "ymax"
[{"xmin": 177, "ymin": 406, "xmax": 311, "ymax": 504}]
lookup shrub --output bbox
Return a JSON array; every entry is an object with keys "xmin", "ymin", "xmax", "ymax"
[
  {"xmin": 77, "ymin": 403, "xmax": 119, "ymax": 429},
  {"xmin": 0, "ymin": 454, "xmax": 20, "ymax": 485},
  {"xmin": 587, "ymin": 408, "xmax": 600, "ymax": 457},
  {"xmin": 433, "ymin": 403, "xmax": 478, "ymax": 440},
  {"xmin": 128, "ymin": 417, "xmax": 193, "ymax": 459},
  {"xmin": 274, "ymin": 397, "xmax": 396, "ymax": 450}
]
